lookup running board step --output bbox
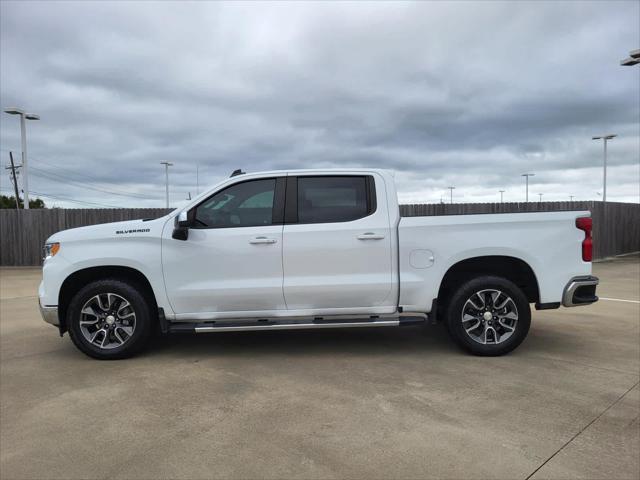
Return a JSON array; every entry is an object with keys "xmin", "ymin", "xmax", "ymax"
[{"xmin": 167, "ymin": 316, "xmax": 427, "ymax": 334}]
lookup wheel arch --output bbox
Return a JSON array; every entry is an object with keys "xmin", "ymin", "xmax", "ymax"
[
  {"xmin": 436, "ymin": 255, "xmax": 540, "ymax": 309},
  {"xmin": 58, "ymin": 266, "xmax": 158, "ymax": 334}
]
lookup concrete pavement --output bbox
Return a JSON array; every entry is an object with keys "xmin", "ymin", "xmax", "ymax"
[{"xmin": 1, "ymin": 256, "xmax": 638, "ymax": 479}]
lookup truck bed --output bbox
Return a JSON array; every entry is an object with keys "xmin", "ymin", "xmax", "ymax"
[{"xmin": 397, "ymin": 211, "xmax": 592, "ymax": 312}]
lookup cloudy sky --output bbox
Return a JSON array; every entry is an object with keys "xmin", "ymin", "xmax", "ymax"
[{"xmin": 1, "ymin": 1, "xmax": 638, "ymax": 208}]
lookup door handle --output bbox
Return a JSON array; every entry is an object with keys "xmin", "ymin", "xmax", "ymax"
[
  {"xmin": 357, "ymin": 232, "xmax": 385, "ymax": 240},
  {"xmin": 249, "ymin": 236, "xmax": 277, "ymax": 244}
]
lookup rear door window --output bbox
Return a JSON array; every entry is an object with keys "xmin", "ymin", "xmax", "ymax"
[{"xmin": 297, "ymin": 176, "xmax": 371, "ymax": 224}]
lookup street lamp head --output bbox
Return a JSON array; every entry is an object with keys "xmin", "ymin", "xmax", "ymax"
[
  {"xmin": 4, "ymin": 107, "xmax": 24, "ymax": 115},
  {"xmin": 521, "ymin": 173, "xmax": 535, "ymax": 177},
  {"xmin": 592, "ymin": 135, "xmax": 617, "ymax": 140},
  {"xmin": 621, "ymin": 57, "xmax": 640, "ymax": 66},
  {"xmin": 621, "ymin": 49, "xmax": 640, "ymax": 66},
  {"xmin": 4, "ymin": 108, "xmax": 39, "ymax": 120}
]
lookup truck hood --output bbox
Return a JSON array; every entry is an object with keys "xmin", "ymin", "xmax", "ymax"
[{"xmin": 46, "ymin": 216, "xmax": 170, "ymax": 244}]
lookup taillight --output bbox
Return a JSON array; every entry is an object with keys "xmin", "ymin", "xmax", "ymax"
[{"xmin": 576, "ymin": 217, "xmax": 592, "ymax": 262}]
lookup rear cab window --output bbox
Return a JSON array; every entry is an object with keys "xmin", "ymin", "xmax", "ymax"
[{"xmin": 294, "ymin": 176, "xmax": 376, "ymax": 224}]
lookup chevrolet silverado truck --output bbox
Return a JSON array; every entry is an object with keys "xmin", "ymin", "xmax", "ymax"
[{"xmin": 39, "ymin": 169, "xmax": 599, "ymax": 359}]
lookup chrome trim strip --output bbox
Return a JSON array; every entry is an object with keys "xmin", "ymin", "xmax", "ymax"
[
  {"xmin": 39, "ymin": 302, "xmax": 59, "ymax": 326},
  {"xmin": 195, "ymin": 320, "xmax": 400, "ymax": 333},
  {"xmin": 174, "ymin": 310, "xmax": 399, "ymax": 322},
  {"xmin": 562, "ymin": 276, "xmax": 599, "ymax": 307}
]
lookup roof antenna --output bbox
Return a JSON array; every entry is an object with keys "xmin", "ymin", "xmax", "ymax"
[{"xmin": 230, "ymin": 169, "xmax": 245, "ymax": 177}]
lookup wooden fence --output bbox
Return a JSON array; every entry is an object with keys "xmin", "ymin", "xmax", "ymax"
[
  {"xmin": 1, "ymin": 202, "xmax": 638, "ymax": 265},
  {"xmin": 400, "ymin": 201, "xmax": 639, "ymax": 260},
  {"xmin": 0, "ymin": 208, "xmax": 172, "ymax": 266}
]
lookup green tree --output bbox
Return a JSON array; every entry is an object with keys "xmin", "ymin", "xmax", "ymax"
[{"xmin": 0, "ymin": 195, "xmax": 46, "ymax": 209}]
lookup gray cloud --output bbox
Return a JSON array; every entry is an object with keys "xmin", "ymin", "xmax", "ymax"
[{"xmin": 1, "ymin": 0, "xmax": 638, "ymax": 207}]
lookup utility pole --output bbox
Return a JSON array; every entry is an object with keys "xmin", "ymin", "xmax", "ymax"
[
  {"xmin": 592, "ymin": 135, "xmax": 616, "ymax": 203},
  {"xmin": 522, "ymin": 173, "xmax": 535, "ymax": 202},
  {"xmin": 3, "ymin": 107, "xmax": 39, "ymax": 209},
  {"xmin": 447, "ymin": 186, "xmax": 455, "ymax": 204},
  {"xmin": 6, "ymin": 151, "xmax": 21, "ymax": 209},
  {"xmin": 499, "ymin": 190, "xmax": 505, "ymax": 203},
  {"xmin": 196, "ymin": 163, "xmax": 199, "ymax": 195},
  {"xmin": 538, "ymin": 193, "xmax": 543, "ymax": 202},
  {"xmin": 569, "ymin": 195, "xmax": 574, "ymax": 202},
  {"xmin": 160, "ymin": 162, "xmax": 173, "ymax": 208}
]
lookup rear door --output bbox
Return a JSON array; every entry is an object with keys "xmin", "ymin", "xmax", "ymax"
[{"xmin": 282, "ymin": 174, "xmax": 394, "ymax": 312}]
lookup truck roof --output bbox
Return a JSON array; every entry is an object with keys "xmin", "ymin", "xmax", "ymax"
[{"xmin": 230, "ymin": 168, "xmax": 395, "ymax": 177}]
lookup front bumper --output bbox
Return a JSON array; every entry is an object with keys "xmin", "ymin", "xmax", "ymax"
[
  {"xmin": 39, "ymin": 300, "xmax": 59, "ymax": 326},
  {"xmin": 562, "ymin": 275, "xmax": 599, "ymax": 307}
]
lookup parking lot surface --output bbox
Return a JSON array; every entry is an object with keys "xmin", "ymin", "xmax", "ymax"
[{"xmin": 1, "ymin": 255, "xmax": 638, "ymax": 479}]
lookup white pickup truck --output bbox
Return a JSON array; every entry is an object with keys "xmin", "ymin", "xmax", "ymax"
[{"xmin": 39, "ymin": 168, "xmax": 599, "ymax": 359}]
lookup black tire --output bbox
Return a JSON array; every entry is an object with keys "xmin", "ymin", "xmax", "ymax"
[
  {"xmin": 444, "ymin": 276, "xmax": 531, "ymax": 356},
  {"xmin": 67, "ymin": 279, "xmax": 153, "ymax": 360}
]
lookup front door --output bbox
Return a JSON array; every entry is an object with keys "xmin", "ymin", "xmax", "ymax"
[
  {"xmin": 282, "ymin": 174, "xmax": 394, "ymax": 312},
  {"xmin": 162, "ymin": 177, "xmax": 286, "ymax": 317}
]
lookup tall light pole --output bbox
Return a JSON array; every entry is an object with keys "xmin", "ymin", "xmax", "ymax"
[
  {"xmin": 499, "ymin": 190, "xmax": 505, "ymax": 203},
  {"xmin": 160, "ymin": 162, "xmax": 173, "ymax": 208},
  {"xmin": 538, "ymin": 193, "xmax": 543, "ymax": 202},
  {"xmin": 447, "ymin": 186, "xmax": 455, "ymax": 204},
  {"xmin": 196, "ymin": 163, "xmax": 199, "ymax": 195},
  {"xmin": 569, "ymin": 195, "xmax": 574, "ymax": 202},
  {"xmin": 4, "ymin": 107, "xmax": 40, "ymax": 209},
  {"xmin": 592, "ymin": 135, "xmax": 616, "ymax": 202},
  {"xmin": 521, "ymin": 173, "xmax": 535, "ymax": 202}
]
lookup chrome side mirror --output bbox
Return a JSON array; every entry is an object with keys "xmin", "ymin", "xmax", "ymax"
[{"xmin": 177, "ymin": 210, "xmax": 190, "ymax": 227}]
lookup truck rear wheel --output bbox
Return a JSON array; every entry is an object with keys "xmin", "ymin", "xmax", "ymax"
[
  {"xmin": 67, "ymin": 279, "xmax": 152, "ymax": 360},
  {"xmin": 444, "ymin": 276, "xmax": 531, "ymax": 356}
]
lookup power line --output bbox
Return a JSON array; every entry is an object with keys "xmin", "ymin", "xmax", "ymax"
[
  {"xmin": 29, "ymin": 189, "xmax": 122, "ymax": 208},
  {"xmin": 30, "ymin": 166, "xmax": 157, "ymax": 200},
  {"xmin": 0, "ymin": 149, "xmax": 161, "ymax": 200},
  {"xmin": 30, "ymin": 163, "xmax": 155, "ymax": 199},
  {"xmin": 1, "ymin": 186, "xmax": 122, "ymax": 208},
  {"xmin": 30, "ymin": 159, "xmax": 157, "ymax": 198}
]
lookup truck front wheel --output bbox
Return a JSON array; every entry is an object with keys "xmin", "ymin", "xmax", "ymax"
[
  {"xmin": 67, "ymin": 279, "xmax": 153, "ymax": 360},
  {"xmin": 444, "ymin": 276, "xmax": 531, "ymax": 356}
]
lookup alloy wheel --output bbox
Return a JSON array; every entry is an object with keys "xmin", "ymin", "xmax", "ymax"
[
  {"xmin": 79, "ymin": 293, "xmax": 137, "ymax": 349},
  {"xmin": 461, "ymin": 289, "xmax": 518, "ymax": 345}
]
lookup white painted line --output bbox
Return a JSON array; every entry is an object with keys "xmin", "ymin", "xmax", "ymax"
[{"xmin": 599, "ymin": 297, "xmax": 640, "ymax": 304}]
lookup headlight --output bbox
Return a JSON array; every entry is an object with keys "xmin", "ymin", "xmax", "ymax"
[{"xmin": 42, "ymin": 242, "xmax": 60, "ymax": 261}]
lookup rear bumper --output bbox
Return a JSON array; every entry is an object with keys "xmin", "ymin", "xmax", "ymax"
[
  {"xmin": 39, "ymin": 300, "xmax": 59, "ymax": 326},
  {"xmin": 562, "ymin": 276, "xmax": 599, "ymax": 307}
]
